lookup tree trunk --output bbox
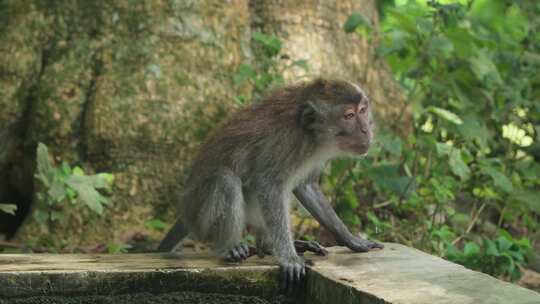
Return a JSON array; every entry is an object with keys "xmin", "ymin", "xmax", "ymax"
[{"xmin": 0, "ymin": 0, "xmax": 406, "ymax": 246}]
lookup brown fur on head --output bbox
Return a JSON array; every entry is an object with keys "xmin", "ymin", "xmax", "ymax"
[{"xmin": 295, "ymin": 78, "xmax": 373, "ymax": 155}]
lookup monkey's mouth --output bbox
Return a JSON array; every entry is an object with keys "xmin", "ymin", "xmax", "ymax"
[
  {"xmin": 351, "ymin": 144, "xmax": 370, "ymax": 154},
  {"xmin": 338, "ymin": 141, "xmax": 370, "ymax": 154}
]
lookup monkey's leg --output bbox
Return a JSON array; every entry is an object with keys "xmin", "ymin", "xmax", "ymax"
[
  {"xmin": 257, "ymin": 187, "xmax": 305, "ymax": 289},
  {"xmin": 245, "ymin": 199, "xmax": 273, "ymax": 258},
  {"xmin": 199, "ymin": 170, "xmax": 249, "ymax": 262},
  {"xmin": 294, "ymin": 182, "xmax": 383, "ymax": 252},
  {"xmin": 246, "ymin": 191, "xmax": 326, "ymax": 259}
]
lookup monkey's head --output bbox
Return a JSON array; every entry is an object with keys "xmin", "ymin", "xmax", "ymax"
[{"xmin": 298, "ymin": 79, "xmax": 374, "ymax": 155}]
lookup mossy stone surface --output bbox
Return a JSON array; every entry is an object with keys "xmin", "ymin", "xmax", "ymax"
[{"xmin": 1, "ymin": 244, "xmax": 539, "ymax": 303}]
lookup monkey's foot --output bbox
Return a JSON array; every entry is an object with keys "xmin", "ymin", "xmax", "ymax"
[
  {"xmin": 294, "ymin": 240, "xmax": 328, "ymax": 256},
  {"xmin": 223, "ymin": 243, "xmax": 250, "ymax": 262}
]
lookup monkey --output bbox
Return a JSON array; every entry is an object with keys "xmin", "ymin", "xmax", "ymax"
[{"xmin": 158, "ymin": 78, "xmax": 383, "ymax": 289}]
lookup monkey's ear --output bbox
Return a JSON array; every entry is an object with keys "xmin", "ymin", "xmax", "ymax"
[{"xmin": 298, "ymin": 102, "xmax": 318, "ymax": 130}]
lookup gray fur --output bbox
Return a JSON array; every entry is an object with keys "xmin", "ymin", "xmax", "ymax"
[{"xmin": 158, "ymin": 79, "xmax": 382, "ymax": 288}]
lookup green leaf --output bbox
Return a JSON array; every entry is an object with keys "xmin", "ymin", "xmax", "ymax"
[
  {"xmin": 366, "ymin": 211, "xmax": 381, "ymax": 226},
  {"xmin": 48, "ymin": 179, "xmax": 67, "ymax": 203},
  {"xmin": 252, "ymin": 32, "xmax": 282, "ymax": 57},
  {"xmin": 367, "ymin": 163, "xmax": 400, "ymax": 179},
  {"xmin": 65, "ymin": 174, "xmax": 110, "ymax": 215},
  {"xmin": 344, "ymin": 13, "xmax": 371, "ymax": 33},
  {"xmin": 34, "ymin": 209, "xmax": 49, "ymax": 224},
  {"xmin": 427, "ymin": 35, "xmax": 454, "ymax": 58},
  {"xmin": 343, "ymin": 183, "xmax": 359, "ymax": 209},
  {"xmin": 144, "ymin": 219, "xmax": 168, "ymax": 231},
  {"xmin": 515, "ymin": 238, "xmax": 531, "ymax": 249},
  {"xmin": 35, "ymin": 142, "xmax": 55, "ymax": 187},
  {"xmin": 0, "ymin": 203, "xmax": 17, "ymax": 215},
  {"xmin": 386, "ymin": 7, "xmax": 418, "ymax": 34},
  {"xmin": 291, "ymin": 59, "xmax": 309, "ymax": 70},
  {"xmin": 330, "ymin": 159, "xmax": 353, "ymax": 178},
  {"xmin": 61, "ymin": 161, "xmax": 72, "ymax": 175},
  {"xmin": 427, "ymin": 106, "xmax": 463, "ymax": 125},
  {"xmin": 379, "ymin": 135, "xmax": 402, "ymax": 157},
  {"xmin": 497, "ymin": 236, "xmax": 513, "ymax": 252},
  {"xmin": 91, "ymin": 173, "xmax": 114, "ymax": 189},
  {"xmin": 386, "ymin": 176, "xmax": 416, "ymax": 197},
  {"xmin": 72, "ymin": 166, "xmax": 85, "ymax": 176},
  {"xmin": 502, "ymin": 5, "xmax": 528, "ymax": 42},
  {"xmin": 445, "ymin": 27, "xmax": 476, "ymax": 58},
  {"xmin": 107, "ymin": 243, "xmax": 132, "ymax": 254},
  {"xmin": 435, "ymin": 142, "xmax": 453, "ymax": 157},
  {"xmin": 366, "ymin": 164, "xmax": 415, "ymax": 196},
  {"xmin": 449, "ymin": 150, "xmax": 470, "ymax": 180},
  {"xmin": 146, "ymin": 63, "xmax": 162, "ymax": 79},
  {"xmin": 234, "ymin": 64, "xmax": 257, "ymax": 85},
  {"xmin": 468, "ymin": 49, "xmax": 502, "ymax": 85},
  {"xmin": 444, "ymin": 243, "xmax": 463, "ymax": 261},
  {"xmin": 456, "ymin": 115, "xmax": 490, "ymax": 148},
  {"xmin": 464, "ymin": 242, "xmax": 480, "ymax": 257},
  {"xmin": 513, "ymin": 190, "xmax": 540, "ymax": 214},
  {"xmin": 484, "ymin": 239, "xmax": 500, "ymax": 256},
  {"xmin": 479, "ymin": 166, "xmax": 513, "ymax": 193}
]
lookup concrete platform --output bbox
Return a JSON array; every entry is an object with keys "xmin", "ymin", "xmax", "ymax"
[{"xmin": 0, "ymin": 243, "xmax": 539, "ymax": 303}]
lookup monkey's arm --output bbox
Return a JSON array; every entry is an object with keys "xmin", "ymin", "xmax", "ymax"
[{"xmin": 293, "ymin": 182, "xmax": 383, "ymax": 252}]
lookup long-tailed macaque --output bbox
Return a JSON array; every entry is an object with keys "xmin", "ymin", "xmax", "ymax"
[{"xmin": 158, "ymin": 78, "xmax": 383, "ymax": 288}]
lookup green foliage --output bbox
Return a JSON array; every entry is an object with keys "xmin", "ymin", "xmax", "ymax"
[
  {"xmin": 445, "ymin": 231, "xmax": 531, "ymax": 281},
  {"xmin": 144, "ymin": 218, "xmax": 167, "ymax": 231},
  {"xmin": 340, "ymin": 0, "xmax": 540, "ymax": 280},
  {"xmin": 106, "ymin": 242, "xmax": 132, "ymax": 254},
  {"xmin": 34, "ymin": 143, "xmax": 114, "ymax": 226},
  {"xmin": 344, "ymin": 13, "xmax": 372, "ymax": 34},
  {"xmin": 0, "ymin": 203, "xmax": 17, "ymax": 215},
  {"xmin": 233, "ymin": 31, "xmax": 308, "ymax": 104}
]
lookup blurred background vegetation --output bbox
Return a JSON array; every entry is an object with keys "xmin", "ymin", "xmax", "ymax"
[
  {"xmin": 0, "ymin": 0, "xmax": 539, "ymax": 289},
  {"xmin": 332, "ymin": 0, "xmax": 540, "ymax": 283}
]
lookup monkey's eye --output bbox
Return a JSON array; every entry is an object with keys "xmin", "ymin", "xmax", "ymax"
[
  {"xmin": 344, "ymin": 111, "xmax": 355, "ymax": 120},
  {"xmin": 358, "ymin": 106, "xmax": 367, "ymax": 114}
]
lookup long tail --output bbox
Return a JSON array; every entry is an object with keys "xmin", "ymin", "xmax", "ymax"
[{"xmin": 157, "ymin": 219, "xmax": 190, "ymax": 252}]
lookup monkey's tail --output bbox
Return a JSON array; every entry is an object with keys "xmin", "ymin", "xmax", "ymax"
[{"xmin": 157, "ymin": 220, "xmax": 190, "ymax": 252}]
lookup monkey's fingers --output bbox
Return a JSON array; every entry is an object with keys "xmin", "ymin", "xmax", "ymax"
[
  {"xmin": 279, "ymin": 260, "xmax": 306, "ymax": 292},
  {"xmin": 294, "ymin": 240, "xmax": 328, "ymax": 256},
  {"xmin": 224, "ymin": 243, "xmax": 250, "ymax": 262},
  {"xmin": 346, "ymin": 237, "xmax": 384, "ymax": 252},
  {"xmin": 368, "ymin": 241, "xmax": 384, "ymax": 249}
]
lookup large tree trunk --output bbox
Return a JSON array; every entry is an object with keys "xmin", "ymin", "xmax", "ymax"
[{"xmin": 0, "ymin": 0, "xmax": 406, "ymax": 246}]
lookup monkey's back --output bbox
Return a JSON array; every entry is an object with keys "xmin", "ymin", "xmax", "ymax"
[
  {"xmin": 179, "ymin": 91, "xmax": 316, "ymax": 222},
  {"xmin": 193, "ymin": 97, "xmax": 310, "ymax": 180}
]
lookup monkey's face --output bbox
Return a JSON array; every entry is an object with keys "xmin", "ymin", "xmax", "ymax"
[
  {"xmin": 334, "ymin": 101, "xmax": 373, "ymax": 155},
  {"xmin": 298, "ymin": 79, "xmax": 374, "ymax": 155}
]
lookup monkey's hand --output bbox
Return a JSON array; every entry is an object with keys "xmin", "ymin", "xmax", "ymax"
[
  {"xmin": 341, "ymin": 235, "xmax": 383, "ymax": 252},
  {"xmin": 279, "ymin": 256, "xmax": 306, "ymax": 291}
]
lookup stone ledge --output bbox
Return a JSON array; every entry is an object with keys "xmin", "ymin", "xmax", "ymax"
[{"xmin": 0, "ymin": 243, "xmax": 539, "ymax": 304}]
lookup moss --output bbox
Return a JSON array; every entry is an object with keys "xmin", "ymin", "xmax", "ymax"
[
  {"xmin": 1, "ymin": 291, "xmax": 293, "ymax": 304},
  {"xmin": 0, "ymin": 268, "xmax": 297, "ymax": 302}
]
